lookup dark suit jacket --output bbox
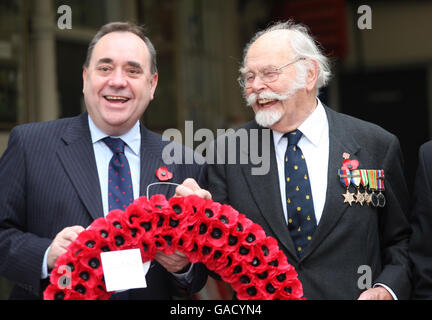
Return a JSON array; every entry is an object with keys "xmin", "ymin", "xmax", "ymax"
[
  {"xmin": 0, "ymin": 112, "xmax": 207, "ymax": 299},
  {"xmin": 207, "ymin": 106, "xmax": 412, "ymax": 299},
  {"xmin": 409, "ymin": 140, "xmax": 432, "ymax": 299}
]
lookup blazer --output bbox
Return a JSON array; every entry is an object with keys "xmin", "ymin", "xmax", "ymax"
[
  {"xmin": 409, "ymin": 140, "xmax": 432, "ymax": 299},
  {"xmin": 207, "ymin": 106, "xmax": 412, "ymax": 300},
  {"xmin": 0, "ymin": 112, "xmax": 207, "ymax": 299}
]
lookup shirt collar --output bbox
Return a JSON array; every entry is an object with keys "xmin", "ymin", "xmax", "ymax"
[
  {"xmin": 273, "ymin": 98, "xmax": 327, "ymax": 147},
  {"xmin": 88, "ymin": 115, "xmax": 141, "ymax": 155}
]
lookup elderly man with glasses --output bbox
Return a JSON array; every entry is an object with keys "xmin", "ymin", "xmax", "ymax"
[{"xmin": 177, "ymin": 20, "xmax": 412, "ymax": 300}]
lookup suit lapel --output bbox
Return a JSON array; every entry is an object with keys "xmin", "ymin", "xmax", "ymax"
[
  {"xmin": 300, "ymin": 106, "xmax": 361, "ymax": 261},
  {"xmin": 139, "ymin": 125, "xmax": 177, "ymax": 199},
  {"xmin": 240, "ymin": 124, "xmax": 297, "ymax": 258},
  {"xmin": 56, "ymin": 113, "xmax": 104, "ymax": 221}
]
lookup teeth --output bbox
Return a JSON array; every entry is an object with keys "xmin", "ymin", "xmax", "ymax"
[
  {"xmin": 105, "ymin": 96, "xmax": 128, "ymax": 101},
  {"xmin": 258, "ymin": 98, "xmax": 275, "ymax": 104}
]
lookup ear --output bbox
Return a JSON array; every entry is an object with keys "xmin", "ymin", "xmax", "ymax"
[
  {"xmin": 82, "ymin": 67, "xmax": 87, "ymax": 93},
  {"xmin": 149, "ymin": 72, "xmax": 159, "ymax": 100},
  {"xmin": 305, "ymin": 59, "xmax": 319, "ymax": 93}
]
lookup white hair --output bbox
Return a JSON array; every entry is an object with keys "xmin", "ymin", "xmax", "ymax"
[{"xmin": 241, "ymin": 20, "xmax": 332, "ymax": 95}]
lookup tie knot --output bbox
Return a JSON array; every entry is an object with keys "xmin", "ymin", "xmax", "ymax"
[
  {"xmin": 103, "ymin": 137, "xmax": 126, "ymax": 154},
  {"xmin": 284, "ymin": 129, "xmax": 302, "ymax": 146}
]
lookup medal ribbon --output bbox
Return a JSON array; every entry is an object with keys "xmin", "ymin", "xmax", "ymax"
[
  {"xmin": 359, "ymin": 170, "xmax": 368, "ymax": 188},
  {"xmin": 339, "ymin": 169, "xmax": 351, "ymax": 188},
  {"xmin": 377, "ymin": 170, "xmax": 385, "ymax": 191},
  {"xmin": 351, "ymin": 169, "xmax": 361, "ymax": 188},
  {"xmin": 367, "ymin": 170, "xmax": 378, "ymax": 190}
]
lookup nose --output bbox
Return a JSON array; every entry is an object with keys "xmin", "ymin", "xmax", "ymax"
[
  {"xmin": 108, "ymin": 69, "xmax": 127, "ymax": 88},
  {"xmin": 249, "ymin": 75, "xmax": 266, "ymax": 93}
]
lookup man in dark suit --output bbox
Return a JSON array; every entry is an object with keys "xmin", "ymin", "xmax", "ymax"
[
  {"xmin": 0, "ymin": 22, "xmax": 207, "ymax": 299},
  {"xmin": 409, "ymin": 141, "xmax": 432, "ymax": 299},
  {"xmin": 177, "ymin": 20, "xmax": 411, "ymax": 299}
]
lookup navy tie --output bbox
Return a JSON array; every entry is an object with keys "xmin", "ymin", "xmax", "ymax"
[
  {"xmin": 284, "ymin": 130, "xmax": 317, "ymax": 256},
  {"xmin": 103, "ymin": 137, "xmax": 134, "ymax": 212},
  {"xmin": 103, "ymin": 137, "xmax": 133, "ymax": 300}
]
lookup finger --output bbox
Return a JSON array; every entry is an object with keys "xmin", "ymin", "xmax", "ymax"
[
  {"xmin": 69, "ymin": 225, "xmax": 85, "ymax": 234},
  {"xmin": 182, "ymin": 178, "xmax": 201, "ymax": 192},
  {"xmin": 155, "ymin": 251, "xmax": 172, "ymax": 263},
  {"xmin": 156, "ymin": 251, "xmax": 181, "ymax": 264},
  {"xmin": 357, "ymin": 291, "xmax": 373, "ymax": 300},
  {"xmin": 156, "ymin": 251, "xmax": 188, "ymax": 266},
  {"xmin": 173, "ymin": 250, "xmax": 187, "ymax": 258},
  {"xmin": 61, "ymin": 226, "xmax": 85, "ymax": 242},
  {"xmin": 56, "ymin": 238, "xmax": 72, "ymax": 251},
  {"xmin": 47, "ymin": 246, "xmax": 67, "ymax": 269},
  {"xmin": 195, "ymin": 189, "xmax": 212, "ymax": 200},
  {"xmin": 154, "ymin": 252, "xmax": 175, "ymax": 269},
  {"xmin": 61, "ymin": 231, "xmax": 79, "ymax": 243},
  {"xmin": 175, "ymin": 184, "xmax": 194, "ymax": 197}
]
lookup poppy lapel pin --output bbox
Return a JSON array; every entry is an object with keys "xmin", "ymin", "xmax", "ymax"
[{"xmin": 156, "ymin": 166, "xmax": 173, "ymax": 181}]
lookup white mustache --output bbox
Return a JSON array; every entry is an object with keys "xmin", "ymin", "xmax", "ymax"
[{"xmin": 246, "ymin": 91, "xmax": 289, "ymax": 107}]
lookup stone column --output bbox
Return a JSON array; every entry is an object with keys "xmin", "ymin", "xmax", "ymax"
[{"xmin": 32, "ymin": 0, "xmax": 59, "ymax": 121}]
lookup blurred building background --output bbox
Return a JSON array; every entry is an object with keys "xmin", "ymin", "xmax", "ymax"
[{"xmin": 0, "ymin": 0, "xmax": 431, "ymax": 299}]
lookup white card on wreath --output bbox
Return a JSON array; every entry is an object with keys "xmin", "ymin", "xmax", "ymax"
[{"xmin": 100, "ymin": 249, "xmax": 150, "ymax": 292}]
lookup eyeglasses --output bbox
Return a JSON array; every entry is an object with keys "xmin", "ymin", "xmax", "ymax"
[{"xmin": 238, "ymin": 58, "xmax": 305, "ymax": 89}]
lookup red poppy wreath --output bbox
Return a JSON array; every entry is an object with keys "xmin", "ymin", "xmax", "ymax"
[{"xmin": 44, "ymin": 195, "xmax": 304, "ymax": 300}]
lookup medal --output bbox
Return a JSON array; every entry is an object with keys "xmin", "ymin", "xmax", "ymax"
[
  {"xmin": 339, "ymin": 153, "xmax": 385, "ymax": 209},
  {"xmin": 367, "ymin": 170, "xmax": 379, "ymax": 207},
  {"xmin": 376, "ymin": 170, "xmax": 386, "ymax": 207},
  {"xmin": 351, "ymin": 169, "xmax": 364, "ymax": 206},
  {"xmin": 339, "ymin": 169, "xmax": 355, "ymax": 206},
  {"xmin": 359, "ymin": 169, "xmax": 371, "ymax": 206}
]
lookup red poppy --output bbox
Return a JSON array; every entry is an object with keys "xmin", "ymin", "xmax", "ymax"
[
  {"xmin": 155, "ymin": 166, "xmax": 173, "ymax": 181},
  {"xmin": 217, "ymin": 205, "xmax": 240, "ymax": 228},
  {"xmin": 175, "ymin": 231, "xmax": 196, "ymax": 254},
  {"xmin": 74, "ymin": 229, "xmax": 111, "ymax": 253},
  {"xmin": 341, "ymin": 158, "xmax": 359, "ymax": 170},
  {"xmin": 133, "ymin": 196, "xmax": 154, "ymax": 213},
  {"xmin": 236, "ymin": 283, "xmax": 268, "ymax": 300},
  {"xmin": 76, "ymin": 249, "xmax": 104, "ymax": 279},
  {"xmin": 138, "ymin": 236, "xmax": 157, "ymax": 262},
  {"xmin": 105, "ymin": 224, "xmax": 134, "ymax": 251},
  {"xmin": 274, "ymin": 277, "xmax": 305, "ymax": 300},
  {"xmin": 195, "ymin": 200, "xmax": 222, "ymax": 225},
  {"xmin": 168, "ymin": 196, "xmax": 194, "ymax": 220},
  {"xmin": 154, "ymin": 228, "xmax": 182, "ymax": 255},
  {"xmin": 184, "ymin": 240, "xmax": 203, "ymax": 263},
  {"xmin": 222, "ymin": 260, "xmax": 248, "ymax": 283},
  {"xmin": 44, "ymin": 284, "xmax": 64, "ymax": 300},
  {"xmin": 205, "ymin": 219, "xmax": 230, "ymax": 248}
]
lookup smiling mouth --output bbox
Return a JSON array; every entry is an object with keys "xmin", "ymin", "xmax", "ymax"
[
  {"xmin": 104, "ymin": 95, "xmax": 130, "ymax": 103},
  {"xmin": 257, "ymin": 98, "xmax": 277, "ymax": 107}
]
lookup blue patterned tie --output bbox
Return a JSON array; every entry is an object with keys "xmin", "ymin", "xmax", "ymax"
[
  {"xmin": 103, "ymin": 137, "xmax": 133, "ymax": 300},
  {"xmin": 103, "ymin": 137, "xmax": 134, "ymax": 212},
  {"xmin": 284, "ymin": 130, "xmax": 317, "ymax": 256}
]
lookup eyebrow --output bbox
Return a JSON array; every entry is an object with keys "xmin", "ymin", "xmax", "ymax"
[
  {"xmin": 96, "ymin": 58, "xmax": 113, "ymax": 65},
  {"xmin": 96, "ymin": 58, "xmax": 143, "ymax": 69},
  {"xmin": 239, "ymin": 65, "xmax": 278, "ymax": 74},
  {"xmin": 126, "ymin": 61, "xmax": 142, "ymax": 69}
]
